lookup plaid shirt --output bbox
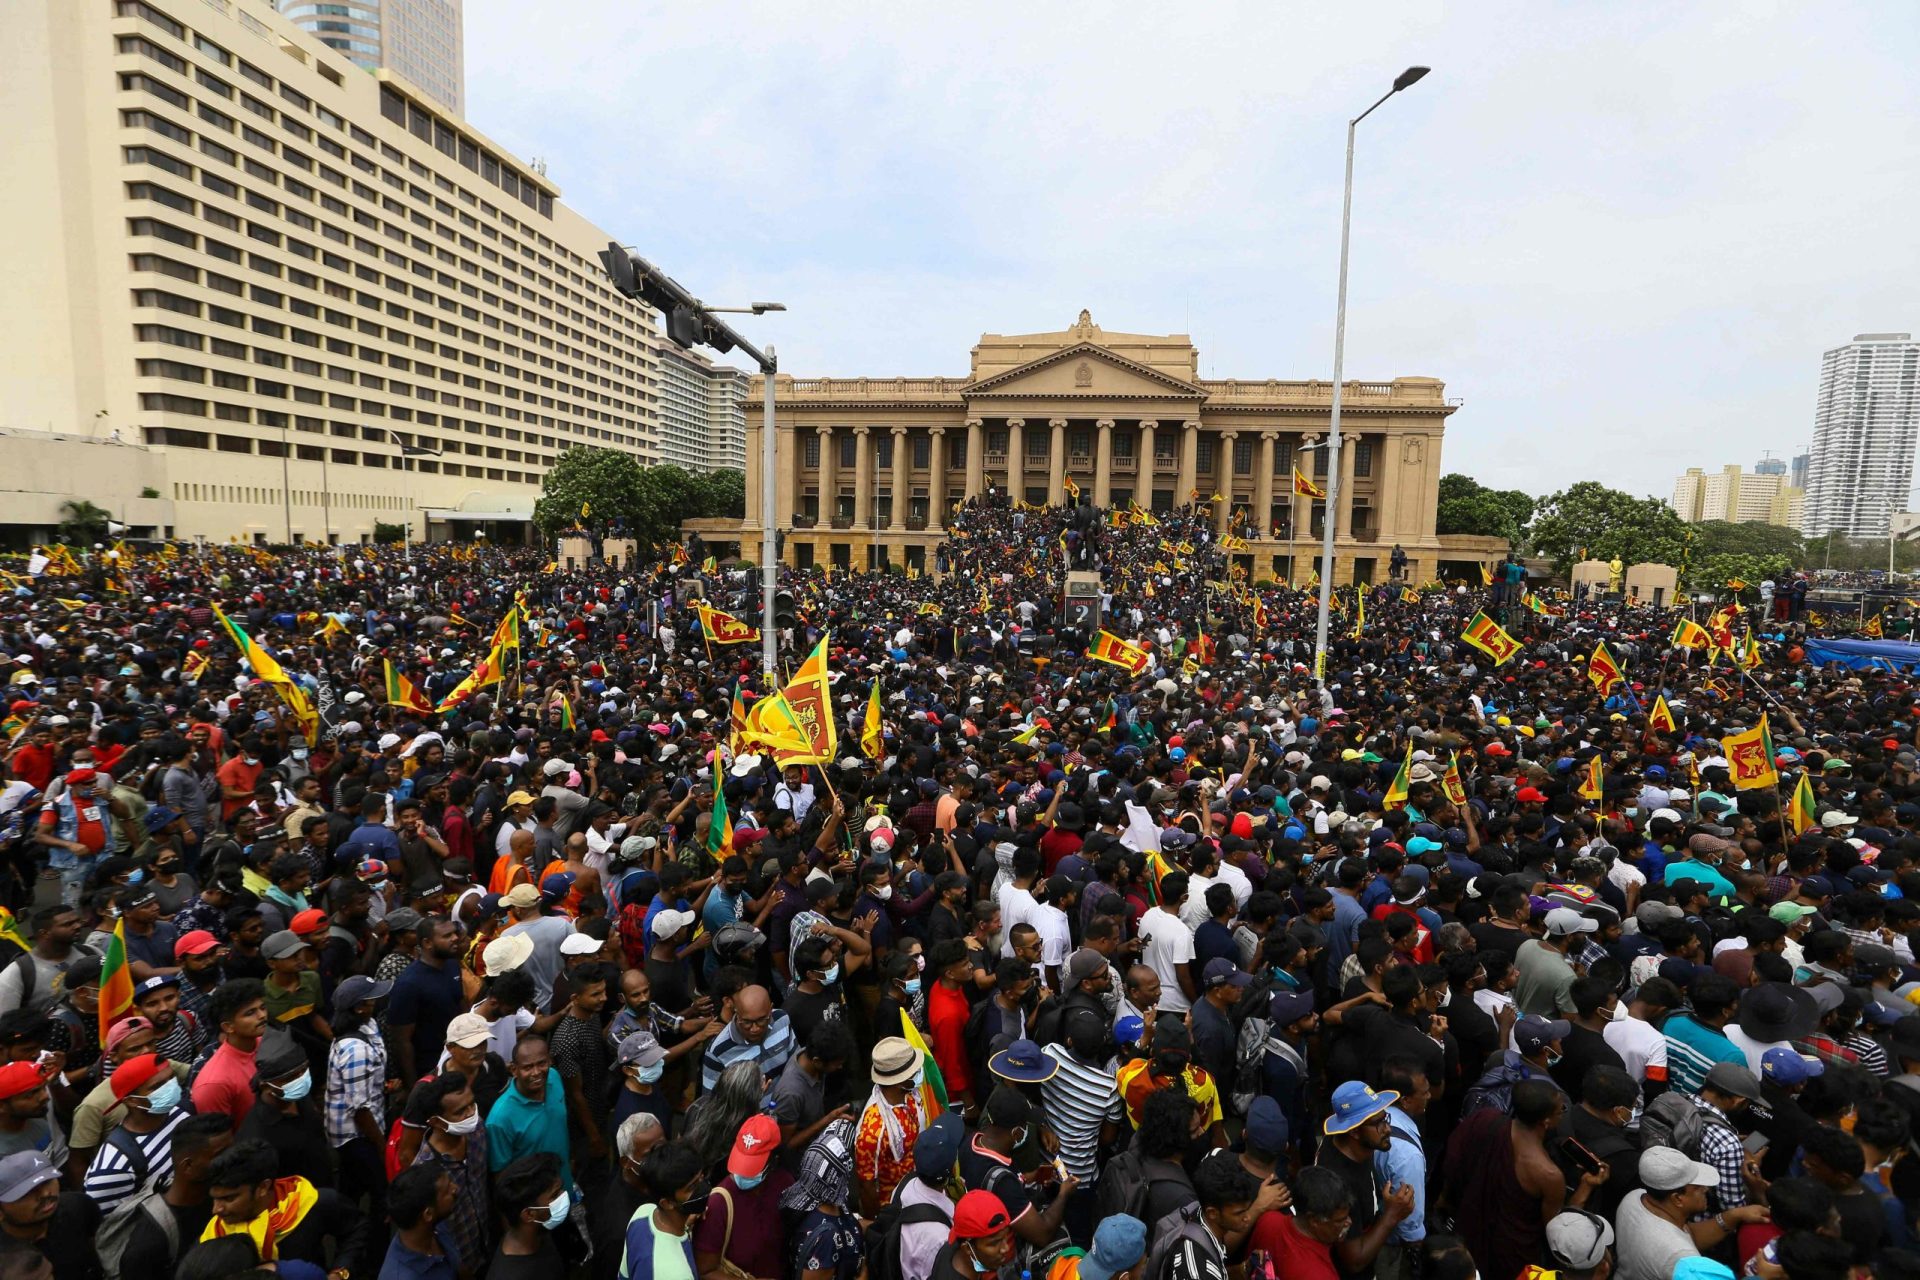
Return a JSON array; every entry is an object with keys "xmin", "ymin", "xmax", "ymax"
[
  {"xmin": 1792, "ymin": 1033, "xmax": 1860, "ymax": 1071},
  {"xmin": 1575, "ymin": 939, "xmax": 1610, "ymax": 971},
  {"xmin": 1689, "ymin": 1093, "xmax": 1749, "ymax": 1210},
  {"xmin": 323, "ymin": 1026, "xmax": 388, "ymax": 1148}
]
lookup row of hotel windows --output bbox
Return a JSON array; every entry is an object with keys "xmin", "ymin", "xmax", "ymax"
[
  {"xmin": 115, "ymin": 109, "xmax": 651, "ymax": 423},
  {"xmin": 796, "ymin": 431, "xmax": 1374, "ymax": 476},
  {"xmin": 112, "ymin": 7, "xmax": 652, "ymax": 387},
  {"xmin": 173, "ymin": 482, "xmax": 409, "ymax": 510},
  {"xmin": 147, "ymin": 426, "xmax": 546, "ymax": 486}
]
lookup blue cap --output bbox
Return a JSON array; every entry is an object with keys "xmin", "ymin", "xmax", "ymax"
[
  {"xmin": 1406, "ymin": 836, "xmax": 1443, "ymax": 856},
  {"xmin": 540, "ymin": 871, "xmax": 576, "ymax": 903},
  {"xmin": 1113, "ymin": 1014, "xmax": 1146, "ymax": 1045},
  {"xmin": 912, "ymin": 1112, "xmax": 963, "ymax": 1173},
  {"xmin": 1760, "ymin": 1047, "xmax": 1824, "ymax": 1086},
  {"xmin": 1324, "ymin": 1080, "xmax": 1398, "ymax": 1134},
  {"xmin": 1269, "ymin": 990, "xmax": 1316, "ymax": 1026},
  {"xmin": 1080, "ymin": 1216, "xmax": 1148, "ymax": 1280},
  {"xmin": 1244, "ymin": 1095, "xmax": 1289, "ymax": 1156}
]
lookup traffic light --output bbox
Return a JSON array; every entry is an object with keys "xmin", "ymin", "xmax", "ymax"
[
  {"xmin": 666, "ymin": 305, "xmax": 702, "ymax": 351},
  {"xmin": 775, "ymin": 590, "xmax": 798, "ymax": 630}
]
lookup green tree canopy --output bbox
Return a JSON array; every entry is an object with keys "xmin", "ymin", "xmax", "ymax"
[
  {"xmin": 1526, "ymin": 482, "xmax": 1686, "ymax": 577},
  {"xmin": 1436, "ymin": 473, "xmax": 1535, "ymax": 543},
  {"xmin": 533, "ymin": 448, "xmax": 746, "ymax": 544},
  {"xmin": 57, "ymin": 500, "xmax": 111, "ymax": 547}
]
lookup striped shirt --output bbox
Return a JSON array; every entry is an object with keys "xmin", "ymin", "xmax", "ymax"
[
  {"xmin": 1039, "ymin": 1044, "xmax": 1123, "ymax": 1182},
  {"xmin": 1663, "ymin": 1014, "xmax": 1745, "ymax": 1096},
  {"xmin": 82, "ymin": 1109, "xmax": 186, "ymax": 1210},
  {"xmin": 699, "ymin": 1010, "xmax": 794, "ymax": 1091}
]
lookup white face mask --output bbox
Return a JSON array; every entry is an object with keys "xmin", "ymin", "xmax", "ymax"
[
  {"xmin": 443, "ymin": 1111, "xmax": 481, "ymax": 1135},
  {"xmin": 873, "ymin": 884, "xmax": 893, "ymax": 901}
]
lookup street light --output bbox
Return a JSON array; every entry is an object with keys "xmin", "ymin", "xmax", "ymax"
[
  {"xmin": 598, "ymin": 243, "xmax": 785, "ymax": 676},
  {"xmin": 1312, "ymin": 64, "xmax": 1430, "ymax": 687}
]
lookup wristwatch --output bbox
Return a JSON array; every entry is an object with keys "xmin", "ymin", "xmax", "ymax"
[{"xmin": 1714, "ymin": 1213, "xmax": 1730, "ymax": 1233}]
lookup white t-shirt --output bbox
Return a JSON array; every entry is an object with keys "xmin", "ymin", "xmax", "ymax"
[
  {"xmin": 1613, "ymin": 1189, "xmax": 1698, "ymax": 1280},
  {"xmin": 1603, "ymin": 1014, "xmax": 1668, "ymax": 1088},
  {"xmin": 1725, "ymin": 1025, "xmax": 1787, "ymax": 1077},
  {"xmin": 1139, "ymin": 905, "xmax": 1196, "ymax": 1013},
  {"xmin": 1178, "ymin": 872, "xmax": 1220, "ymax": 931},
  {"xmin": 997, "ymin": 881, "xmax": 1039, "ymax": 958},
  {"xmin": 1030, "ymin": 903, "xmax": 1072, "ymax": 977},
  {"xmin": 1214, "ymin": 862, "xmax": 1253, "ymax": 910}
]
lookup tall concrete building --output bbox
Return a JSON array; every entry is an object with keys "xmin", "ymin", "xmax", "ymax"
[
  {"xmin": 3, "ymin": 0, "xmax": 661, "ymax": 545},
  {"xmin": 1669, "ymin": 465, "xmax": 1803, "ymax": 528},
  {"xmin": 717, "ymin": 311, "xmax": 1506, "ymax": 585},
  {"xmin": 1790, "ymin": 452, "xmax": 1810, "ymax": 491},
  {"xmin": 657, "ymin": 346, "xmax": 747, "ymax": 474},
  {"xmin": 278, "ymin": 0, "xmax": 464, "ymax": 114},
  {"xmin": 1802, "ymin": 333, "xmax": 1920, "ymax": 539},
  {"xmin": 1753, "ymin": 454, "xmax": 1787, "ymax": 476}
]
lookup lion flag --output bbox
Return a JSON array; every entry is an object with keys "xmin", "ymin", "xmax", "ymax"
[
  {"xmin": 1722, "ymin": 715, "xmax": 1779, "ymax": 791},
  {"xmin": 1587, "ymin": 641, "xmax": 1624, "ymax": 693},
  {"xmin": 770, "ymin": 636, "xmax": 836, "ymax": 765},
  {"xmin": 1087, "ymin": 631, "xmax": 1151, "ymax": 676},
  {"xmin": 1461, "ymin": 611, "xmax": 1522, "ymax": 666},
  {"xmin": 1292, "ymin": 468, "xmax": 1325, "ymax": 500},
  {"xmin": 1648, "ymin": 695, "xmax": 1677, "ymax": 735},
  {"xmin": 697, "ymin": 602, "xmax": 761, "ymax": 646}
]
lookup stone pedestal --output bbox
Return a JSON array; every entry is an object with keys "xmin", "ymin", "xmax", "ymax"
[
  {"xmin": 1625, "ymin": 563, "xmax": 1678, "ymax": 607},
  {"xmin": 558, "ymin": 535, "xmax": 593, "ymax": 572},
  {"xmin": 1570, "ymin": 559, "xmax": 1614, "ymax": 597},
  {"xmin": 602, "ymin": 538, "xmax": 636, "ymax": 571}
]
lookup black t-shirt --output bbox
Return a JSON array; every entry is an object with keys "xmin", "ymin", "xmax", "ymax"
[
  {"xmin": 956, "ymin": 1137, "xmax": 1041, "ymax": 1226},
  {"xmin": 1469, "ymin": 921, "xmax": 1527, "ymax": 961},
  {"xmin": 1550, "ymin": 1025, "xmax": 1624, "ymax": 1104},
  {"xmin": 783, "ymin": 982, "xmax": 849, "ymax": 1047},
  {"xmin": 120, "ymin": 1192, "xmax": 212, "ymax": 1279},
  {"xmin": 38, "ymin": 1191, "xmax": 103, "ymax": 1280},
  {"xmin": 236, "ymin": 1097, "xmax": 337, "ymax": 1189},
  {"xmin": 1316, "ymin": 1144, "xmax": 1382, "ymax": 1272},
  {"xmin": 489, "ymin": 1236, "xmax": 563, "ymax": 1280}
]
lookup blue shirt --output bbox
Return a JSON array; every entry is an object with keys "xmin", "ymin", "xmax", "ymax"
[
  {"xmin": 486, "ymin": 1068, "xmax": 572, "ymax": 1176},
  {"xmin": 1660, "ymin": 860, "xmax": 1734, "ymax": 898},
  {"xmin": 1374, "ymin": 1105, "xmax": 1426, "ymax": 1243},
  {"xmin": 378, "ymin": 1225, "xmax": 460, "ymax": 1280},
  {"xmin": 1323, "ymin": 891, "xmax": 1367, "ymax": 987}
]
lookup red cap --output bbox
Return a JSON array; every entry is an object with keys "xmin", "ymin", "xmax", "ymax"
[
  {"xmin": 0, "ymin": 1061, "xmax": 50, "ymax": 1101},
  {"xmin": 1483, "ymin": 743, "xmax": 1512, "ymax": 757},
  {"xmin": 290, "ymin": 908, "xmax": 328, "ymax": 934},
  {"xmin": 109, "ymin": 1053, "xmax": 168, "ymax": 1102},
  {"xmin": 1516, "ymin": 787, "xmax": 1549, "ymax": 803},
  {"xmin": 175, "ymin": 930, "xmax": 220, "ymax": 959},
  {"xmin": 726, "ymin": 1114, "xmax": 781, "ymax": 1179},
  {"xmin": 1230, "ymin": 813, "xmax": 1254, "ymax": 839},
  {"xmin": 950, "ymin": 1189, "xmax": 1012, "ymax": 1242}
]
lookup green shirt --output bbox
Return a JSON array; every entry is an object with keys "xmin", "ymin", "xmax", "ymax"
[{"xmin": 263, "ymin": 970, "xmax": 322, "ymax": 1028}]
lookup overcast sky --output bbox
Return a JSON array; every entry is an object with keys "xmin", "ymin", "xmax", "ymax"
[{"xmin": 465, "ymin": 2, "xmax": 1919, "ymax": 500}]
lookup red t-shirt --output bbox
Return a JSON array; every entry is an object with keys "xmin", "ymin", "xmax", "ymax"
[
  {"xmin": 8, "ymin": 745, "xmax": 54, "ymax": 792},
  {"xmin": 215, "ymin": 755, "xmax": 262, "ymax": 821},
  {"xmin": 190, "ymin": 1040, "xmax": 259, "ymax": 1129},
  {"xmin": 1248, "ymin": 1211, "xmax": 1339, "ymax": 1280},
  {"xmin": 1039, "ymin": 827, "xmax": 1083, "ymax": 877},
  {"xmin": 927, "ymin": 980, "xmax": 973, "ymax": 1095}
]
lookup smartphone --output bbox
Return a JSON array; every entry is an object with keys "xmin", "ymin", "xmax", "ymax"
[
  {"xmin": 1743, "ymin": 1132, "xmax": 1770, "ymax": 1155},
  {"xmin": 1558, "ymin": 1136, "xmax": 1604, "ymax": 1177}
]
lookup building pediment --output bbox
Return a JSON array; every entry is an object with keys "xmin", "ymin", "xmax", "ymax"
[{"xmin": 963, "ymin": 343, "xmax": 1206, "ymax": 401}]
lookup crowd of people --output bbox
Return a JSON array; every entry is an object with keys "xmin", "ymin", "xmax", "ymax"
[{"xmin": 0, "ymin": 498, "xmax": 1914, "ymax": 1280}]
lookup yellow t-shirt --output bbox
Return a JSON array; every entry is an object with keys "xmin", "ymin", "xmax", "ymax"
[{"xmin": 1115, "ymin": 1057, "xmax": 1223, "ymax": 1127}]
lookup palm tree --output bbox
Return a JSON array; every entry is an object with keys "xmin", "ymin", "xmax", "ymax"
[{"xmin": 57, "ymin": 500, "xmax": 111, "ymax": 547}]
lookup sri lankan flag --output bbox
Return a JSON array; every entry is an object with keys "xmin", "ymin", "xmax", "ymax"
[
  {"xmin": 1401, "ymin": 586, "xmax": 1420, "ymax": 605},
  {"xmin": 180, "ymin": 651, "xmax": 208, "ymax": 682},
  {"xmin": 98, "ymin": 916, "xmax": 135, "ymax": 1043},
  {"xmin": 1192, "ymin": 633, "xmax": 1217, "ymax": 666},
  {"xmin": 861, "ymin": 678, "xmax": 884, "ymax": 761},
  {"xmin": 1349, "ymin": 592, "xmax": 1366, "ymax": 640},
  {"xmin": 490, "ymin": 606, "xmax": 521, "ymax": 653},
  {"xmin": 555, "ymin": 697, "xmax": 575, "ymax": 732},
  {"xmin": 745, "ymin": 692, "xmax": 816, "ymax": 757},
  {"xmin": 1586, "ymin": 640, "xmax": 1624, "ymax": 693},
  {"xmin": 1252, "ymin": 597, "xmax": 1270, "ymax": 631},
  {"xmin": 900, "ymin": 1008, "xmax": 948, "ymax": 1114},
  {"xmin": 0, "ymin": 908, "xmax": 30, "ymax": 955},
  {"xmin": 1577, "ymin": 754, "xmax": 1604, "ymax": 801},
  {"xmin": 433, "ymin": 641, "xmax": 506, "ymax": 713},
  {"xmin": 1063, "ymin": 475, "xmax": 1081, "ymax": 502},
  {"xmin": 1441, "ymin": 753, "xmax": 1468, "ymax": 806},
  {"xmin": 1864, "ymin": 613, "xmax": 1885, "ymax": 639},
  {"xmin": 1479, "ymin": 562, "xmax": 1494, "ymax": 587},
  {"xmin": 1787, "ymin": 772, "xmax": 1818, "ymax": 836},
  {"xmin": 1383, "ymin": 744, "xmax": 1413, "ymax": 810},
  {"xmin": 1461, "ymin": 610, "xmax": 1521, "ymax": 665},
  {"xmin": 1087, "ymin": 630, "xmax": 1151, "ymax": 676},
  {"xmin": 1671, "ymin": 617, "xmax": 1712, "ymax": 650},
  {"xmin": 212, "ymin": 603, "xmax": 291, "ymax": 685},
  {"xmin": 1648, "ymin": 694, "xmax": 1677, "ymax": 734},
  {"xmin": 697, "ymin": 602, "xmax": 761, "ymax": 645},
  {"xmin": 1292, "ymin": 468, "xmax": 1325, "ymax": 499},
  {"xmin": 708, "ymin": 783, "xmax": 734, "ymax": 862},
  {"xmin": 383, "ymin": 659, "xmax": 432, "ymax": 714},
  {"xmin": 1722, "ymin": 714, "xmax": 1779, "ymax": 791},
  {"xmin": 770, "ymin": 636, "xmax": 836, "ymax": 765},
  {"xmin": 1739, "ymin": 631, "xmax": 1764, "ymax": 669}
]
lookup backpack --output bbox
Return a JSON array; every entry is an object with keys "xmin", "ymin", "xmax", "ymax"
[
  {"xmin": 95, "ymin": 1179, "xmax": 177, "ymax": 1280},
  {"xmin": 4, "ymin": 944, "xmax": 98, "ymax": 1010},
  {"xmin": 1094, "ymin": 1145, "xmax": 1194, "ymax": 1226},
  {"xmin": 1142, "ymin": 1203, "xmax": 1220, "ymax": 1280},
  {"xmin": 1639, "ymin": 1090, "xmax": 1707, "ymax": 1159},
  {"xmin": 1458, "ymin": 1052, "xmax": 1536, "ymax": 1119},
  {"xmin": 863, "ymin": 1185, "xmax": 952, "ymax": 1280},
  {"xmin": 1228, "ymin": 1015, "xmax": 1273, "ymax": 1119}
]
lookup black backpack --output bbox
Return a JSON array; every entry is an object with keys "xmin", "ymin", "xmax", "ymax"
[
  {"xmin": 863, "ymin": 1187, "xmax": 952, "ymax": 1280},
  {"xmin": 1094, "ymin": 1145, "xmax": 1194, "ymax": 1225}
]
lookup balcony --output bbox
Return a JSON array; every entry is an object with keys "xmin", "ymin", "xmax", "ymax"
[{"xmin": 1112, "ymin": 456, "xmax": 1137, "ymax": 474}]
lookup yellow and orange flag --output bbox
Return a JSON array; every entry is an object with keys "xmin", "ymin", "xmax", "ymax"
[
  {"xmin": 1722, "ymin": 714, "xmax": 1780, "ymax": 791},
  {"xmin": 696, "ymin": 602, "xmax": 761, "ymax": 646},
  {"xmin": 384, "ymin": 659, "xmax": 433, "ymax": 715},
  {"xmin": 1460, "ymin": 611, "xmax": 1522, "ymax": 666},
  {"xmin": 1577, "ymin": 754, "xmax": 1604, "ymax": 801},
  {"xmin": 1647, "ymin": 695, "xmax": 1677, "ymax": 735},
  {"xmin": 1087, "ymin": 631, "xmax": 1152, "ymax": 676},
  {"xmin": 1671, "ymin": 617, "xmax": 1712, "ymax": 650},
  {"xmin": 770, "ymin": 636, "xmax": 837, "ymax": 765},
  {"xmin": 1586, "ymin": 641, "xmax": 1624, "ymax": 693},
  {"xmin": 1292, "ymin": 468, "xmax": 1325, "ymax": 500}
]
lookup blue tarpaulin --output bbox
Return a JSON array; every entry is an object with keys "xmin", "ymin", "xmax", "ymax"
[{"xmin": 1801, "ymin": 637, "xmax": 1920, "ymax": 672}]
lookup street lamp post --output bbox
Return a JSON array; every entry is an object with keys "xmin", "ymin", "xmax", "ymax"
[{"xmin": 1313, "ymin": 65, "xmax": 1429, "ymax": 687}]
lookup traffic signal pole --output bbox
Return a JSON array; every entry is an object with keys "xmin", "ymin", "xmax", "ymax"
[{"xmin": 760, "ymin": 347, "xmax": 777, "ymax": 678}]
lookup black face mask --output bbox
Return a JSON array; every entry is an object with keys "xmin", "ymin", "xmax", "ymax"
[{"xmin": 678, "ymin": 1183, "xmax": 712, "ymax": 1215}]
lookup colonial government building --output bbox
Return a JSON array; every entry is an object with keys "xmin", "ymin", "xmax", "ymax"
[{"xmin": 735, "ymin": 312, "xmax": 1494, "ymax": 586}]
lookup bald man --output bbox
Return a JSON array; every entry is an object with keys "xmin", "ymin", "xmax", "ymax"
[{"xmin": 699, "ymin": 984, "xmax": 794, "ymax": 1090}]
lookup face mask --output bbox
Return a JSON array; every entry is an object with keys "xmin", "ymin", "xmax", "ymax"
[
  {"xmin": 904, "ymin": 978, "xmax": 922, "ymax": 996},
  {"xmin": 874, "ymin": 885, "xmax": 893, "ymax": 901},
  {"xmin": 244, "ymin": 757, "xmax": 260, "ymax": 767},
  {"xmin": 540, "ymin": 1189, "xmax": 570, "ymax": 1229},
  {"xmin": 444, "ymin": 1112, "xmax": 481, "ymax": 1135},
  {"xmin": 276, "ymin": 1070, "xmax": 313, "ymax": 1101},
  {"xmin": 142, "ymin": 1077, "xmax": 183, "ymax": 1113},
  {"xmin": 678, "ymin": 1184, "xmax": 711, "ymax": 1215},
  {"xmin": 127, "ymin": 869, "xmax": 146, "ymax": 884},
  {"xmin": 819, "ymin": 964, "xmax": 841, "ymax": 986},
  {"xmin": 637, "ymin": 1062, "xmax": 664, "ymax": 1084},
  {"xmin": 292, "ymin": 749, "xmax": 309, "ymax": 761},
  {"xmin": 734, "ymin": 1172, "xmax": 766, "ymax": 1190},
  {"xmin": 969, "ymin": 1248, "xmax": 992, "ymax": 1275}
]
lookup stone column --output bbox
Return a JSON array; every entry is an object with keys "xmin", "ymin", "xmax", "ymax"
[
  {"xmin": 1138, "ymin": 420, "xmax": 1158, "ymax": 503},
  {"xmin": 1177, "ymin": 420, "xmax": 1199, "ymax": 504},
  {"xmin": 1255, "ymin": 431, "xmax": 1276, "ymax": 539},
  {"xmin": 1377, "ymin": 429, "xmax": 1402, "ymax": 542},
  {"xmin": 1047, "ymin": 419, "xmax": 1068, "ymax": 506},
  {"xmin": 890, "ymin": 426, "xmax": 909, "ymax": 529},
  {"xmin": 1094, "ymin": 419, "xmax": 1114, "ymax": 507},
  {"xmin": 1005, "ymin": 418, "xmax": 1025, "ymax": 498},
  {"xmin": 964, "ymin": 418, "xmax": 984, "ymax": 499},
  {"xmin": 1292, "ymin": 432, "xmax": 1318, "ymax": 581},
  {"xmin": 928, "ymin": 426, "xmax": 947, "ymax": 528},
  {"xmin": 852, "ymin": 426, "xmax": 873, "ymax": 528},
  {"xmin": 815, "ymin": 426, "xmax": 836, "ymax": 525},
  {"xmin": 774, "ymin": 424, "xmax": 795, "ymax": 530},
  {"xmin": 744, "ymin": 416, "xmax": 763, "ymax": 533},
  {"xmin": 1216, "ymin": 430, "xmax": 1238, "ymax": 535},
  {"xmin": 1336, "ymin": 430, "xmax": 1359, "ymax": 539}
]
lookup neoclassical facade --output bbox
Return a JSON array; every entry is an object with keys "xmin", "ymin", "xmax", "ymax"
[{"xmin": 734, "ymin": 312, "xmax": 1474, "ymax": 584}]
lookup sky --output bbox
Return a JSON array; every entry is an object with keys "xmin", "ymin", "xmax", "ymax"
[{"xmin": 463, "ymin": 2, "xmax": 1920, "ymax": 501}]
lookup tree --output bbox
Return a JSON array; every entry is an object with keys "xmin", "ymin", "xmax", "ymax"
[
  {"xmin": 1688, "ymin": 520, "xmax": 1803, "ymax": 562},
  {"xmin": 696, "ymin": 469, "xmax": 746, "ymax": 519},
  {"xmin": 372, "ymin": 521, "xmax": 408, "ymax": 545},
  {"xmin": 1526, "ymin": 482, "xmax": 1686, "ymax": 576},
  {"xmin": 57, "ymin": 500, "xmax": 111, "ymax": 547},
  {"xmin": 1436, "ymin": 473, "xmax": 1535, "ymax": 543},
  {"xmin": 532, "ymin": 447, "xmax": 647, "ymax": 539}
]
